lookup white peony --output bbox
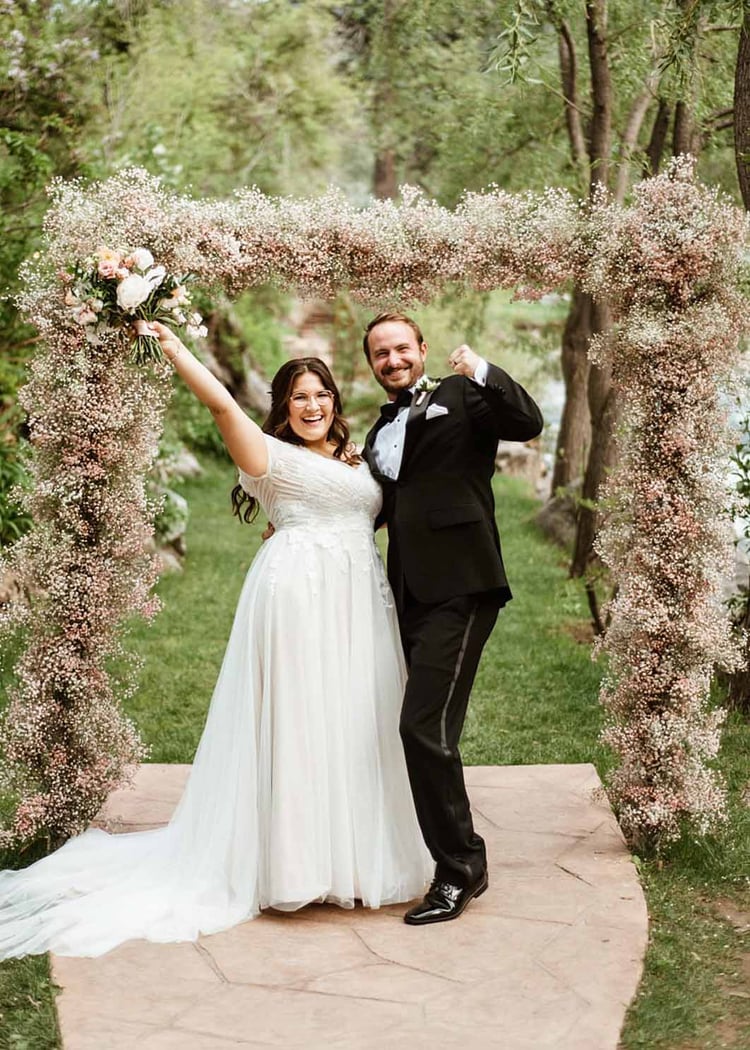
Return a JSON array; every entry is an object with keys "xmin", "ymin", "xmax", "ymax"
[
  {"xmin": 116, "ymin": 274, "xmax": 152, "ymax": 312},
  {"xmin": 129, "ymin": 248, "xmax": 154, "ymax": 271},
  {"xmin": 144, "ymin": 265, "xmax": 166, "ymax": 288}
]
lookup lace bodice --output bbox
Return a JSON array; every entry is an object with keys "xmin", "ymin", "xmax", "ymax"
[{"xmin": 237, "ymin": 434, "xmax": 382, "ymax": 534}]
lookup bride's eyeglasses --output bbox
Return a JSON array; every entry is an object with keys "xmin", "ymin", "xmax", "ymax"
[{"xmin": 289, "ymin": 391, "xmax": 335, "ymax": 408}]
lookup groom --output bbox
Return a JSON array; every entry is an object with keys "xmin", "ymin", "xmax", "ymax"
[{"xmin": 362, "ymin": 312, "xmax": 543, "ymax": 925}]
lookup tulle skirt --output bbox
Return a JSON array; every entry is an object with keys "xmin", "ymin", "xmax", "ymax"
[{"xmin": 0, "ymin": 526, "xmax": 432, "ymax": 959}]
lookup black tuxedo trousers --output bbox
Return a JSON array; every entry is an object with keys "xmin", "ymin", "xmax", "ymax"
[{"xmin": 397, "ymin": 582, "xmax": 502, "ymax": 887}]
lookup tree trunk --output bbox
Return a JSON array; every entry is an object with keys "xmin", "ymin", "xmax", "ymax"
[
  {"xmin": 550, "ymin": 287, "xmax": 592, "ymax": 492},
  {"xmin": 373, "ymin": 148, "xmax": 397, "ymax": 199},
  {"xmin": 726, "ymin": 13, "xmax": 750, "ymax": 706},
  {"xmin": 371, "ymin": 0, "xmax": 398, "ymax": 199},
  {"xmin": 735, "ymin": 8, "xmax": 750, "ymax": 209},
  {"xmin": 555, "ymin": 17, "xmax": 588, "ymax": 189},
  {"xmin": 567, "ymin": 0, "xmax": 614, "ymax": 593},
  {"xmin": 643, "ymin": 99, "xmax": 671, "ymax": 177},
  {"xmin": 585, "ymin": 0, "xmax": 612, "ymax": 191},
  {"xmin": 571, "ymin": 300, "xmax": 618, "ymax": 579},
  {"xmin": 673, "ymin": 99, "xmax": 693, "ymax": 155}
]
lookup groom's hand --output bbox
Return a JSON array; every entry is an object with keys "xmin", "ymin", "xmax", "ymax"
[{"xmin": 448, "ymin": 344, "xmax": 481, "ymax": 378}]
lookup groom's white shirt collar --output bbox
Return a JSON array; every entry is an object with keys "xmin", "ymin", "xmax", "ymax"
[{"xmin": 372, "ymin": 357, "xmax": 488, "ymax": 480}]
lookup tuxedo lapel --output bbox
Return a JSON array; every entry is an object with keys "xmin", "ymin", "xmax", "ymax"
[
  {"xmin": 401, "ymin": 386, "xmax": 437, "ymax": 471},
  {"xmin": 363, "ymin": 418, "xmax": 389, "ymax": 484}
]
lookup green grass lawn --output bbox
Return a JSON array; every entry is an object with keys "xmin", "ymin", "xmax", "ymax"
[{"xmin": 0, "ymin": 453, "xmax": 748, "ymax": 1048}]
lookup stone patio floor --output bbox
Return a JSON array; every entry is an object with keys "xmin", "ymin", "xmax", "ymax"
[{"xmin": 51, "ymin": 762, "xmax": 648, "ymax": 1049}]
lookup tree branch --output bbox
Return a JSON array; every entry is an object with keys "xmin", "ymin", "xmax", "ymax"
[
  {"xmin": 614, "ymin": 76, "xmax": 659, "ymax": 202},
  {"xmin": 556, "ymin": 18, "xmax": 589, "ymax": 182}
]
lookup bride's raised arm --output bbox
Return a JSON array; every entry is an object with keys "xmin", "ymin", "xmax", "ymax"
[{"xmin": 139, "ymin": 320, "xmax": 268, "ymax": 478}]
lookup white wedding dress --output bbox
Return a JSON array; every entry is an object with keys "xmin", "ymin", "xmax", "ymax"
[{"xmin": 0, "ymin": 434, "xmax": 432, "ymax": 959}]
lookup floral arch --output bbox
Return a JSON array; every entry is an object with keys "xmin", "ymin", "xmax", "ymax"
[{"xmin": 1, "ymin": 159, "xmax": 747, "ymax": 852}]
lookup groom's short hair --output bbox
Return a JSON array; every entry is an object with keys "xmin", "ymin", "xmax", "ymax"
[{"xmin": 362, "ymin": 312, "xmax": 424, "ymax": 359}]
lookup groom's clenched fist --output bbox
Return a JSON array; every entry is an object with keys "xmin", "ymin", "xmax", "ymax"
[{"xmin": 448, "ymin": 344, "xmax": 481, "ymax": 378}]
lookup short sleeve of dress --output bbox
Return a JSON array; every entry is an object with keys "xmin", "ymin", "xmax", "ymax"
[{"xmin": 237, "ymin": 433, "xmax": 276, "ymax": 495}]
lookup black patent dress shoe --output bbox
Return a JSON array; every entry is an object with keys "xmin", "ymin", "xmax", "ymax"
[{"xmin": 404, "ymin": 871, "xmax": 488, "ymax": 925}]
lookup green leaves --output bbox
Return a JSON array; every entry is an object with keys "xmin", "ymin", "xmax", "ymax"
[
  {"xmin": 0, "ymin": 439, "xmax": 32, "ymax": 551},
  {"xmin": 488, "ymin": 0, "xmax": 544, "ymax": 86}
]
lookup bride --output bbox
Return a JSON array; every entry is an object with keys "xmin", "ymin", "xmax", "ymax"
[{"xmin": 0, "ymin": 320, "xmax": 432, "ymax": 959}]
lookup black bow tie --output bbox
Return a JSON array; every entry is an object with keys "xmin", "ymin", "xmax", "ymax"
[{"xmin": 380, "ymin": 387, "xmax": 413, "ymax": 422}]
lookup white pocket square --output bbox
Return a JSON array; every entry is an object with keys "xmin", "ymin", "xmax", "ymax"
[{"xmin": 425, "ymin": 404, "xmax": 449, "ymax": 420}]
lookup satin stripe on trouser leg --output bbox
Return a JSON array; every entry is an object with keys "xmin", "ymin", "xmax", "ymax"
[{"xmin": 398, "ymin": 587, "xmax": 502, "ymax": 887}]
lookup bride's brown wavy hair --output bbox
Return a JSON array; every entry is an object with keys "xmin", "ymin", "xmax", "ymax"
[{"xmin": 230, "ymin": 356, "xmax": 360, "ymax": 524}]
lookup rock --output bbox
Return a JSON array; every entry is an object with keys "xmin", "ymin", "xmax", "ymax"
[
  {"xmin": 171, "ymin": 448, "xmax": 203, "ymax": 480},
  {"xmin": 535, "ymin": 482, "xmax": 581, "ymax": 551},
  {"xmin": 155, "ymin": 546, "xmax": 184, "ymax": 575},
  {"xmin": 0, "ymin": 566, "xmax": 23, "ymax": 606},
  {"xmin": 242, "ymin": 367, "xmax": 272, "ymax": 416},
  {"xmin": 199, "ymin": 307, "xmax": 272, "ymax": 416},
  {"xmin": 144, "ymin": 536, "xmax": 185, "ymax": 575},
  {"xmin": 495, "ymin": 440, "xmax": 547, "ymax": 494},
  {"xmin": 282, "ymin": 298, "xmax": 335, "ymax": 365}
]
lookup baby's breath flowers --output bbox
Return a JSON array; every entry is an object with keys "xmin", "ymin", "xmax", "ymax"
[
  {"xmin": 582, "ymin": 157, "xmax": 750, "ymax": 849},
  {"xmin": 1, "ymin": 160, "xmax": 746, "ymax": 851},
  {"xmin": 63, "ymin": 245, "xmax": 205, "ymax": 365}
]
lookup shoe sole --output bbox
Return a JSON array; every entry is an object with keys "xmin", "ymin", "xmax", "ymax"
[{"xmin": 403, "ymin": 875, "xmax": 489, "ymax": 926}]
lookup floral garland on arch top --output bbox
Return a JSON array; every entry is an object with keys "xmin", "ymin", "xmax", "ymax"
[{"xmin": 0, "ymin": 161, "xmax": 747, "ymax": 852}]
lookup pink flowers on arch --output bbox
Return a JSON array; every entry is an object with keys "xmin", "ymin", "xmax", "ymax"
[{"xmin": 62, "ymin": 245, "xmax": 207, "ymax": 365}]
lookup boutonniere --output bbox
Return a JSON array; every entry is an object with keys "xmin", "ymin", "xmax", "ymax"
[{"xmin": 414, "ymin": 374, "xmax": 441, "ymax": 405}]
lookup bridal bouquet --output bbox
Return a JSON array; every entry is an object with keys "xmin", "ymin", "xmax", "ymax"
[{"xmin": 62, "ymin": 246, "xmax": 207, "ymax": 364}]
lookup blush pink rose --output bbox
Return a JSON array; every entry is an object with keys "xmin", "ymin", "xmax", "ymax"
[{"xmin": 96, "ymin": 247, "xmax": 123, "ymax": 279}]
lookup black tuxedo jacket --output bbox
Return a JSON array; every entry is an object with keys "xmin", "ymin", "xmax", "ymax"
[{"xmin": 363, "ymin": 363, "xmax": 544, "ymax": 606}]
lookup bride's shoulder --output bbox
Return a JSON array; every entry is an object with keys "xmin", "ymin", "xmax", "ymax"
[
  {"xmin": 261, "ymin": 433, "xmax": 310, "ymax": 475},
  {"xmin": 262, "ymin": 432, "xmax": 295, "ymax": 459}
]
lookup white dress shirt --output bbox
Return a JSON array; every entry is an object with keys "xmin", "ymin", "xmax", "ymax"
[{"xmin": 371, "ymin": 358, "xmax": 489, "ymax": 481}]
